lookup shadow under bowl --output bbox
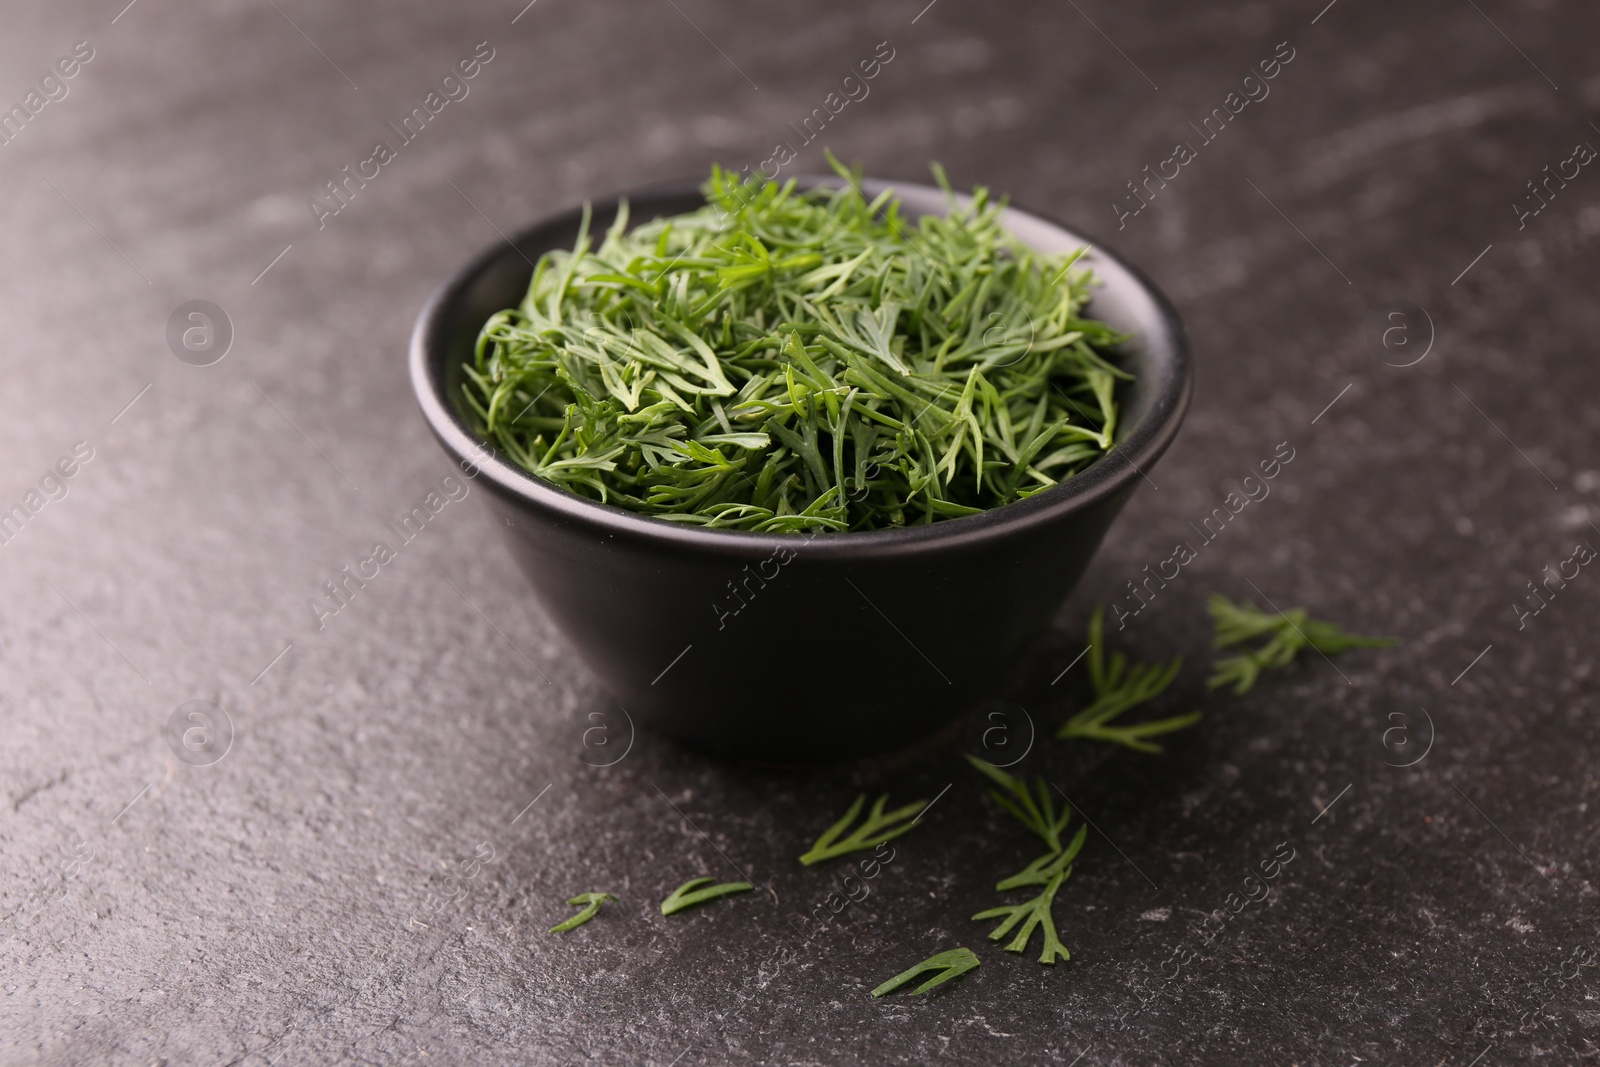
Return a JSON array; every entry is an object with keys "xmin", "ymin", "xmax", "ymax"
[{"xmin": 410, "ymin": 176, "xmax": 1191, "ymax": 762}]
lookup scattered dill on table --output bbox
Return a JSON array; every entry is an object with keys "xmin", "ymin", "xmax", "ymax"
[
  {"xmin": 549, "ymin": 892, "xmax": 614, "ymax": 933},
  {"xmin": 799, "ymin": 793, "xmax": 927, "ymax": 866},
  {"xmin": 1208, "ymin": 594, "xmax": 1396, "ymax": 694},
  {"xmin": 972, "ymin": 871, "xmax": 1073, "ymax": 965},
  {"xmin": 870, "ymin": 947, "xmax": 981, "ymax": 997},
  {"xmin": 464, "ymin": 156, "xmax": 1130, "ymax": 533},
  {"xmin": 964, "ymin": 757, "xmax": 1083, "ymax": 964},
  {"xmin": 659, "ymin": 877, "xmax": 754, "ymax": 916},
  {"xmin": 1056, "ymin": 605, "xmax": 1200, "ymax": 752}
]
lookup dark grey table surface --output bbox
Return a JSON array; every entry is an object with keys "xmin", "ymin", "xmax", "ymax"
[{"xmin": 4, "ymin": 1, "xmax": 1598, "ymax": 1063}]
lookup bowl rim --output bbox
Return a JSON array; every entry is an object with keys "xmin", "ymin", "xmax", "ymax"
[{"xmin": 410, "ymin": 174, "xmax": 1192, "ymax": 559}]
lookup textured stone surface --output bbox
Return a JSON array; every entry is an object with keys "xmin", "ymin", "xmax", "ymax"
[{"xmin": 3, "ymin": 0, "xmax": 1598, "ymax": 1063}]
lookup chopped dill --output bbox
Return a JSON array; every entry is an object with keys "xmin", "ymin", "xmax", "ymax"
[
  {"xmin": 870, "ymin": 947, "xmax": 981, "ymax": 997},
  {"xmin": 659, "ymin": 877, "xmax": 754, "ymax": 916},
  {"xmin": 964, "ymin": 757, "xmax": 1082, "ymax": 962},
  {"xmin": 1208, "ymin": 594, "xmax": 1397, "ymax": 694},
  {"xmin": 965, "ymin": 755, "xmax": 1071, "ymax": 855},
  {"xmin": 549, "ymin": 891, "xmax": 614, "ymax": 933},
  {"xmin": 800, "ymin": 793, "xmax": 927, "ymax": 866},
  {"xmin": 1057, "ymin": 605, "xmax": 1200, "ymax": 752},
  {"xmin": 464, "ymin": 156, "xmax": 1130, "ymax": 532},
  {"xmin": 972, "ymin": 870, "xmax": 1072, "ymax": 964}
]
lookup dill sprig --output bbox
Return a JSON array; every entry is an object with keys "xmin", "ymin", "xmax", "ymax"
[
  {"xmin": 964, "ymin": 755, "xmax": 1070, "ymax": 854},
  {"xmin": 1208, "ymin": 594, "xmax": 1397, "ymax": 694},
  {"xmin": 800, "ymin": 793, "xmax": 927, "ymax": 866},
  {"xmin": 997, "ymin": 824, "xmax": 1086, "ymax": 892},
  {"xmin": 964, "ymin": 756, "xmax": 1083, "ymax": 959},
  {"xmin": 464, "ymin": 156, "xmax": 1130, "ymax": 532},
  {"xmin": 1056, "ymin": 606, "xmax": 1199, "ymax": 752},
  {"xmin": 972, "ymin": 870, "xmax": 1072, "ymax": 964},
  {"xmin": 659, "ymin": 877, "xmax": 753, "ymax": 916},
  {"xmin": 870, "ymin": 947, "xmax": 981, "ymax": 997},
  {"xmin": 550, "ymin": 891, "xmax": 614, "ymax": 933}
]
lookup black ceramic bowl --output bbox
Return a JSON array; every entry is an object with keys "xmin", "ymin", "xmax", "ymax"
[{"xmin": 411, "ymin": 177, "xmax": 1190, "ymax": 761}]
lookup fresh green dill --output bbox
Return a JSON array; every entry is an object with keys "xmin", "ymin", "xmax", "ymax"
[
  {"xmin": 799, "ymin": 793, "xmax": 927, "ymax": 866},
  {"xmin": 659, "ymin": 877, "xmax": 754, "ymax": 916},
  {"xmin": 1056, "ymin": 606, "xmax": 1199, "ymax": 752},
  {"xmin": 972, "ymin": 869, "xmax": 1073, "ymax": 964},
  {"xmin": 964, "ymin": 755, "xmax": 1071, "ymax": 854},
  {"xmin": 1208, "ymin": 594, "xmax": 1397, "ymax": 695},
  {"xmin": 870, "ymin": 947, "xmax": 982, "ymax": 997},
  {"xmin": 963, "ymin": 756, "xmax": 1083, "ymax": 957},
  {"xmin": 464, "ymin": 156, "xmax": 1131, "ymax": 532},
  {"xmin": 997, "ymin": 824, "xmax": 1086, "ymax": 892},
  {"xmin": 549, "ymin": 891, "xmax": 614, "ymax": 933}
]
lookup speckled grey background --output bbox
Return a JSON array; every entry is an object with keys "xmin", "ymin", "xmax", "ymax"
[{"xmin": 3, "ymin": 0, "xmax": 1598, "ymax": 1063}]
